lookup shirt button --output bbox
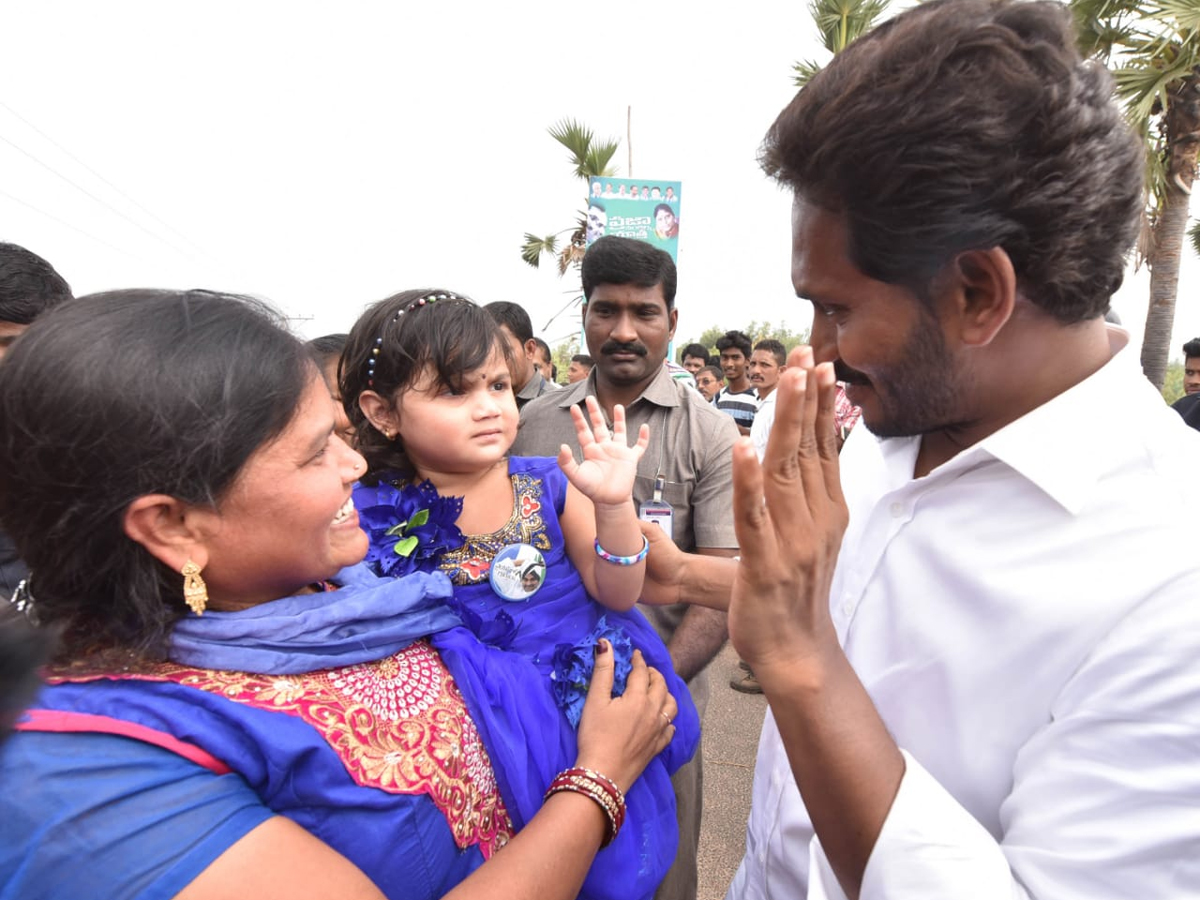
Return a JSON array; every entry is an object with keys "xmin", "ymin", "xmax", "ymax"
[
  {"xmin": 841, "ymin": 598, "xmax": 854, "ymax": 616},
  {"xmin": 889, "ymin": 501, "xmax": 905, "ymax": 518}
]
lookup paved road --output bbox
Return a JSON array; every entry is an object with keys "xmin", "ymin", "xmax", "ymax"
[{"xmin": 697, "ymin": 642, "xmax": 768, "ymax": 900}]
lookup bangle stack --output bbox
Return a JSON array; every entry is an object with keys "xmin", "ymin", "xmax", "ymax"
[
  {"xmin": 544, "ymin": 766, "xmax": 627, "ymax": 847},
  {"xmin": 593, "ymin": 534, "xmax": 650, "ymax": 566}
]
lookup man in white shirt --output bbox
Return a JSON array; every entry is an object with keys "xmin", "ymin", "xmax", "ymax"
[
  {"xmin": 747, "ymin": 339, "xmax": 786, "ymax": 462},
  {"xmin": 683, "ymin": 2, "xmax": 1200, "ymax": 898}
]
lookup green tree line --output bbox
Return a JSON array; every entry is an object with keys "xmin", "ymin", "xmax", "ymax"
[{"xmin": 679, "ymin": 321, "xmax": 811, "ymax": 359}]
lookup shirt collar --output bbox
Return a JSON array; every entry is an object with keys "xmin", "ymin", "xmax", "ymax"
[
  {"xmin": 517, "ymin": 371, "xmax": 546, "ymax": 401},
  {"xmin": 555, "ymin": 363, "xmax": 681, "ymax": 410}
]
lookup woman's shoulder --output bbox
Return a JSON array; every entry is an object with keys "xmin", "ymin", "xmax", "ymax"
[{"xmin": 0, "ymin": 729, "xmax": 271, "ymax": 899}]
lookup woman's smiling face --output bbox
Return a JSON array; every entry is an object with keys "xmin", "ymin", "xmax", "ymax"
[{"xmin": 197, "ymin": 370, "xmax": 369, "ymax": 609}]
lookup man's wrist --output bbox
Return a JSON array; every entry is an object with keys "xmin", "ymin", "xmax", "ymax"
[{"xmin": 750, "ymin": 638, "xmax": 843, "ymax": 696}]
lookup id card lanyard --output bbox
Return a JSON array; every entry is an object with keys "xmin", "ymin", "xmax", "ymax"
[{"xmin": 638, "ymin": 425, "xmax": 674, "ymax": 535}]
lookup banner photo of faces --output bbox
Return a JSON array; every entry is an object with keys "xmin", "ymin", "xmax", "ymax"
[{"xmin": 586, "ymin": 177, "xmax": 681, "ymax": 262}]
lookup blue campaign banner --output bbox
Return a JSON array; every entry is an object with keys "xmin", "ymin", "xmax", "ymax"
[{"xmin": 586, "ymin": 177, "xmax": 681, "ymax": 262}]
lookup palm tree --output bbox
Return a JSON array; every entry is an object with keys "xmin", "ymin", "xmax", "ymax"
[
  {"xmin": 792, "ymin": 0, "xmax": 894, "ymax": 87},
  {"xmin": 520, "ymin": 119, "xmax": 620, "ymax": 275},
  {"xmin": 1071, "ymin": 0, "xmax": 1200, "ymax": 388}
]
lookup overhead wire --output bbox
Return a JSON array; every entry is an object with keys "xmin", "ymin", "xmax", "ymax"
[
  {"xmin": 0, "ymin": 188, "xmax": 136, "ymax": 256},
  {"xmin": 0, "ymin": 100, "xmax": 209, "ymax": 259},
  {"xmin": 0, "ymin": 119, "xmax": 199, "ymax": 262},
  {"xmin": 0, "ymin": 103, "xmax": 211, "ymax": 264}
]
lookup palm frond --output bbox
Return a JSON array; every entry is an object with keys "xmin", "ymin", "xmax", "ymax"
[
  {"xmin": 808, "ymin": 0, "xmax": 892, "ymax": 54},
  {"xmin": 1076, "ymin": 17, "xmax": 1141, "ymax": 57},
  {"xmin": 1071, "ymin": 0, "xmax": 1157, "ymax": 57},
  {"xmin": 791, "ymin": 0, "xmax": 892, "ymax": 87},
  {"xmin": 548, "ymin": 118, "xmax": 622, "ymax": 181},
  {"xmin": 583, "ymin": 140, "xmax": 620, "ymax": 179},
  {"xmin": 1153, "ymin": 0, "xmax": 1200, "ymax": 34},
  {"xmin": 520, "ymin": 233, "xmax": 559, "ymax": 269},
  {"xmin": 521, "ymin": 119, "xmax": 622, "ymax": 276},
  {"xmin": 548, "ymin": 119, "xmax": 594, "ymax": 167},
  {"xmin": 1189, "ymin": 218, "xmax": 1200, "ymax": 257},
  {"xmin": 1113, "ymin": 55, "xmax": 1195, "ymax": 122},
  {"xmin": 1072, "ymin": 0, "xmax": 1146, "ymax": 26},
  {"xmin": 792, "ymin": 58, "xmax": 825, "ymax": 88}
]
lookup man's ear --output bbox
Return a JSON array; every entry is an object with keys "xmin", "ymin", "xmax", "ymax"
[
  {"xmin": 668, "ymin": 308, "xmax": 678, "ymax": 340},
  {"xmin": 123, "ymin": 494, "xmax": 214, "ymax": 574},
  {"xmin": 523, "ymin": 338, "xmax": 539, "ymax": 361},
  {"xmin": 358, "ymin": 390, "xmax": 398, "ymax": 438},
  {"xmin": 947, "ymin": 247, "xmax": 1017, "ymax": 347}
]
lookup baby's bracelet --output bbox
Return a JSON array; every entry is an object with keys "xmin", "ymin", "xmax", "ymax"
[
  {"xmin": 593, "ymin": 534, "xmax": 650, "ymax": 566},
  {"xmin": 544, "ymin": 767, "xmax": 627, "ymax": 847}
]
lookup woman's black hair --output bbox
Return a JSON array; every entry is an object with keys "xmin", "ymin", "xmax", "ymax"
[
  {"xmin": 0, "ymin": 289, "xmax": 312, "ymax": 661},
  {"xmin": 306, "ymin": 333, "xmax": 349, "ymax": 366},
  {"xmin": 0, "ymin": 604, "xmax": 54, "ymax": 742},
  {"xmin": 340, "ymin": 290, "xmax": 513, "ymax": 481}
]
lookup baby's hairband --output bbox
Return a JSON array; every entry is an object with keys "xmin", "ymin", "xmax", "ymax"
[{"xmin": 366, "ymin": 291, "xmax": 464, "ymax": 387}]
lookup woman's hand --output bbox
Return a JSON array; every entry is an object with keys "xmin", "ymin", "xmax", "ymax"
[
  {"xmin": 729, "ymin": 348, "xmax": 849, "ymax": 676},
  {"xmin": 575, "ymin": 640, "xmax": 676, "ymax": 792},
  {"xmin": 440, "ymin": 644, "xmax": 678, "ymax": 900},
  {"xmin": 558, "ymin": 397, "xmax": 650, "ymax": 509}
]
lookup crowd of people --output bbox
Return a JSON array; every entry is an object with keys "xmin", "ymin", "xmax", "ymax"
[{"xmin": 2, "ymin": 2, "xmax": 1200, "ymax": 899}]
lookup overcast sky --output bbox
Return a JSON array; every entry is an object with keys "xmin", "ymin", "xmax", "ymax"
[{"xmin": 3, "ymin": 1, "xmax": 1197, "ymax": 358}]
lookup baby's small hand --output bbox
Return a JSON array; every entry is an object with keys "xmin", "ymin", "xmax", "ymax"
[{"xmin": 559, "ymin": 396, "xmax": 650, "ymax": 506}]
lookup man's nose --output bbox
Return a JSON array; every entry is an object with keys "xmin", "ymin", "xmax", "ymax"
[
  {"xmin": 611, "ymin": 312, "xmax": 638, "ymax": 341},
  {"xmin": 809, "ymin": 316, "xmax": 838, "ymax": 365}
]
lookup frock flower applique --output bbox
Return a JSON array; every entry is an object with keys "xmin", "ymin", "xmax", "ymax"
[
  {"xmin": 549, "ymin": 616, "xmax": 633, "ymax": 728},
  {"xmin": 357, "ymin": 477, "xmax": 465, "ymax": 578}
]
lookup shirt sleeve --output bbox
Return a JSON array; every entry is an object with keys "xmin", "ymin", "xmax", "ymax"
[
  {"xmin": 690, "ymin": 410, "xmax": 740, "ymax": 549},
  {"xmin": 0, "ymin": 731, "xmax": 274, "ymax": 900},
  {"xmin": 810, "ymin": 584, "xmax": 1200, "ymax": 900}
]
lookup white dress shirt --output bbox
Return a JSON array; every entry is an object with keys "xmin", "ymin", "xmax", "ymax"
[
  {"xmin": 749, "ymin": 390, "xmax": 777, "ymax": 461},
  {"xmin": 728, "ymin": 332, "xmax": 1200, "ymax": 900}
]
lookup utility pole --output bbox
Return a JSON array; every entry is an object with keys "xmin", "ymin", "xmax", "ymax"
[{"xmin": 627, "ymin": 105, "xmax": 633, "ymax": 176}]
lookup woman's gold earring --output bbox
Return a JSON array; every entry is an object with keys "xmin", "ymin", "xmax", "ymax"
[{"xmin": 182, "ymin": 560, "xmax": 208, "ymax": 615}]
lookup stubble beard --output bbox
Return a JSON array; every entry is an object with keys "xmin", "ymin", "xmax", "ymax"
[{"xmin": 861, "ymin": 314, "xmax": 962, "ymax": 439}]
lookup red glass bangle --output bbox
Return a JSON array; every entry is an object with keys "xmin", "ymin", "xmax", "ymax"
[{"xmin": 545, "ymin": 766, "xmax": 627, "ymax": 847}]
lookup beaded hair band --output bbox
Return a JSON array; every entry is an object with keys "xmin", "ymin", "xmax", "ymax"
[{"xmin": 366, "ymin": 291, "xmax": 465, "ymax": 388}]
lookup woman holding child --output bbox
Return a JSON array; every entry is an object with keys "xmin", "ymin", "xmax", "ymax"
[{"xmin": 0, "ymin": 289, "xmax": 689, "ymax": 900}]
